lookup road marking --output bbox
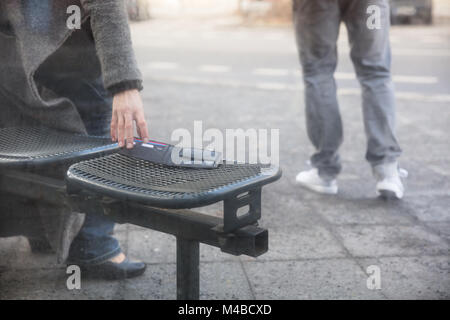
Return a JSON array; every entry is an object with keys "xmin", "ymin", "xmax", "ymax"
[
  {"xmin": 199, "ymin": 65, "xmax": 231, "ymax": 73},
  {"xmin": 337, "ymin": 88, "xmax": 361, "ymax": 95},
  {"xmin": 145, "ymin": 74, "xmax": 450, "ymax": 103},
  {"xmin": 337, "ymin": 45, "xmax": 450, "ymax": 57},
  {"xmin": 256, "ymin": 82, "xmax": 293, "ymax": 90},
  {"xmin": 430, "ymin": 94, "xmax": 450, "ymax": 102},
  {"xmin": 428, "ymin": 165, "xmax": 450, "ymax": 177},
  {"xmin": 392, "ymin": 48, "xmax": 450, "ymax": 57},
  {"xmin": 393, "ymin": 75, "xmax": 438, "ymax": 84},
  {"xmin": 253, "ymin": 68, "xmax": 290, "ymax": 76},
  {"xmin": 143, "ymin": 62, "xmax": 439, "ymax": 85},
  {"xmin": 144, "ymin": 62, "xmax": 178, "ymax": 70},
  {"xmin": 335, "ymin": 73, "xmax": 356, "ymax": 80},
  {"xmin": 335, "ymin": 72, "xmax": 438, "ymax": 84},
  {"xmin": 147, "ymin": 75, "xmax": 250, "ymax": 89},
  {"xmin": 395, "ymin": 92, "xmax": 450, "ymax": 102},
  {"xmin": 144, "ymin": 74, "xmax": 300, "ymax": 91}
]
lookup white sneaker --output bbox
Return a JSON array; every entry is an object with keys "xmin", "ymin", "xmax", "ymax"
[
  {"xmin": 374, "ymin": 162, "xmax": 408, "ymax": 200},
  {"xmin": 295, "ymin": 168, "xmax": 338, "ymax": 195}
]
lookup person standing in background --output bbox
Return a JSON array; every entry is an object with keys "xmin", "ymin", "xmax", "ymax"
[{"xmin": 293, "ymin": 0, "xmax": 407, "ymax": 199}]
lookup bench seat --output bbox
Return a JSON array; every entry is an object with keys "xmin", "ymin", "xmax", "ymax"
[
  {"xmin": 0, "ymin": 127, "xmax": 118, "ymax": 168},
  {"xmin": 66, "ymin": 153, "xmax": 281, "ymax": 209}
]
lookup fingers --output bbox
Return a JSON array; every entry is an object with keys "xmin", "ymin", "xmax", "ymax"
[
  {"xmin": 110, "ymin": 111, "xmax": 118, "ymax": 142},
  {"xmin": 136, "ymin": 110, "xmax": 149, "ymax": 143},
  {"xmin": 111, "ymin": 90, "xmax": 149, "ymax": 149},
  {"xmin": 117, "ymin": 112, "xmax": 125, "ymax": 148},
  {"xmin": 124, "ymin": 113, "xmax": 134, "ymax": 149}
]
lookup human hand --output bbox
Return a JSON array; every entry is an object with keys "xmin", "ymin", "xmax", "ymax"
[{"xmin": 110, "ymin": 89, "xmax": 149, "ymax": 149}]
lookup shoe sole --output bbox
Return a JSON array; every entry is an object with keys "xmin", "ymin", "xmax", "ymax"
[
  {"xmin": 296, "ymin": 180, "xmax": 338, "ymax": 195},
  {"xmin": 378, "ymin": 189, "xmax": 402, "ymax": 200},
  {"xmin": 78, "ymin": 264, "xmax": 147, "ymax": 280}
]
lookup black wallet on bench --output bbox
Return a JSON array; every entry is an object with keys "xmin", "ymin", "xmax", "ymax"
[{"xmin": 119, "ymin": 139, "xmax": 222, "ymax": 169}]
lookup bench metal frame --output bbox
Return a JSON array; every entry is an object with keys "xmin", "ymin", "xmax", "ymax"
[{"xmin": 0, "ymin": 168, "xmax": 268, "ymax": 300}]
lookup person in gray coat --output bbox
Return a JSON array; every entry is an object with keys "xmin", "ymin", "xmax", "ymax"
[
  {"xmin": 0, "ymin": 0, "xmax": 149, "ymax": 279},
  {"xmin": 293, "ymin": 0, "xmax": 407, "ymax": 199}
]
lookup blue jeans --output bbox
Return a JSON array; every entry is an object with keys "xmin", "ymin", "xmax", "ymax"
[
  {"xmin": 68, "ymin": 208, "xmax": 121, "ymax": 265},
  {"xmin": 34, "ymin": 26, "xmax": 120, "ymax": 265},
  {"xmin": 64, "ymin": 76, "xmax": 120, "ymax": 265},
  {"xmin": 293, "ymin": 0, "xmax": 402, "ymax": 179}
]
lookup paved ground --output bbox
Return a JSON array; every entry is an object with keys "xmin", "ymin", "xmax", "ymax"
[{"xmin": 0, "ymin": 18, "xmax": 449, "ymax": 300}]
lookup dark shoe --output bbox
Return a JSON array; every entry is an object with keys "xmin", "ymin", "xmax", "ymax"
[{"xmin": 79, "ymin": 258, "xmax": 147, "ymax": 280}]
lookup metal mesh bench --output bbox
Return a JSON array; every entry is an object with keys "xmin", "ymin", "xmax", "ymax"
[
  {"xmin": 0, "ymin": 126, "xmax": 281, "ymax": 299},
  {"xmin": 66, "ymin": 153, "xmax": 279, "ymax": 208},
  {"xmin": 0, "ymin": 127, "xmax": 119, "ymax": 168}
]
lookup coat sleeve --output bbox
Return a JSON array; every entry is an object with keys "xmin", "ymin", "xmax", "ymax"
[{"xmin": 80, "ymin": 0, "xmax": 143, "ymax": 93}]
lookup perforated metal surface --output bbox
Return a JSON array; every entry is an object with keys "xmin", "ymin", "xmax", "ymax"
[
  {"xmin": 67, "ymin": 153, "xmax": 281, "ymax": 208},
  {"xmin": 0, "ymin": 127, "xmax": 119, "ymax": 167}
]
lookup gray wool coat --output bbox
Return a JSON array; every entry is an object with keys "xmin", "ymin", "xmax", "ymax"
[{"xmin": 0, "ymin": 0, "xmax": 142, "ymax": 262}]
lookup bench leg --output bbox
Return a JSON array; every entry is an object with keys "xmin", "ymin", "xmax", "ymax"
[{"xmin": 176, "ymin": 237, "xmax": 200, "ymax": 300}]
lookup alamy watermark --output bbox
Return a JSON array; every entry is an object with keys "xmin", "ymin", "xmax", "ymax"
[
  {"xmin": 366, "ymin": 265, "xmax": 381, "ymax": 290},
  {"xmin": 367, "ymin": 5, "xmax": 382, "ymax": 30},
  {"xmin": 66, "ymin": 265, "xmax": 81, "ymax": 290},
  {"xmin": 170, "ymin": 121, "xmax": 279, "ymax": 166},
  {"xmin": 66, "ymin": 5, "xmax": 81, "ymax": 30}
]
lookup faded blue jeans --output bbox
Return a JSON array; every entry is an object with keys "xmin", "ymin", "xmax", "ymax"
[
  {"xmin": 34, "ymin": 25, "xmax": 120, "ymax": 265},
  {"xmin": 64, "ymin": 76, "xmax": 121, "ymax": 265},
  {"xmin": 293, "ymin": 0, "xmax": 402, "ymax": 179}
]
